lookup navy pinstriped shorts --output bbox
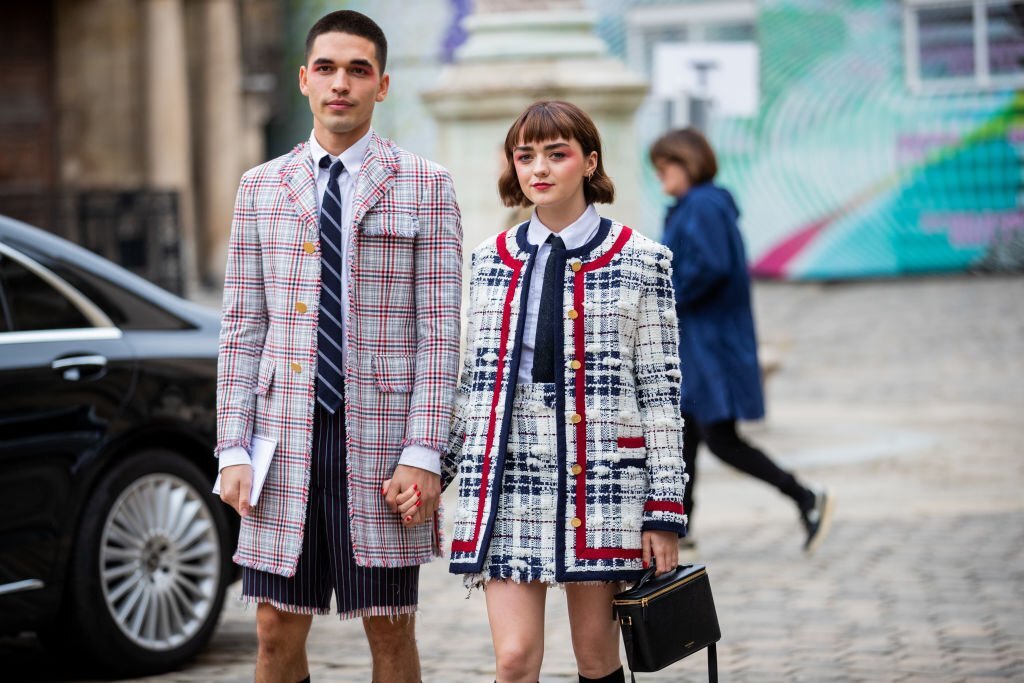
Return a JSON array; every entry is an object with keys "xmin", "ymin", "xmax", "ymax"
[{"xmin": 241, "ymin": 402, "xmax": 419, "ymax": 619}]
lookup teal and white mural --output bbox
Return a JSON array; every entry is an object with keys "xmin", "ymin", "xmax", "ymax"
[{"xmin": 615, "ymin": 0, "xmax": 1024, "ymax": 278}]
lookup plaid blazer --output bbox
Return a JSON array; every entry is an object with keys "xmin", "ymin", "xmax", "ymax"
[
  {"xmin": 443, "ymin": 218, "xmax": 687, "ymax": 581},
  {"xmin": 216, "ymin": 132, "xmax": 462, "ymax": 575}
]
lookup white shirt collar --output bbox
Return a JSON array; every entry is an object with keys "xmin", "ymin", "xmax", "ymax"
[
  {"xmin": 308, "ymin": 128, "xmax": 373, "ymax": 176},
  {"xmin": 527, "ymin": 204, "xmax": 601, "ymax": 250}
]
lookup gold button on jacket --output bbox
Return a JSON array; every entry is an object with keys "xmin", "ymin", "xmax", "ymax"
[
  {"xmin": 570, "ymin": 464, "xmax": 583, "ymax": 475},
  {"xmin": 290, "ymin": 362, "xmax": 302, "ymax": 373},
  {"xmin": 302, "ymin": 241, "xmax": 316, "ymax": 254},
  {"xmin": 570, "ymin": 517, "xmax": 582, "ymax": 528},
  {"xmin": 569, "ymin": 413, "xmax": 582, "ymax": 424},
  {"xmin": 294, "ymin": 302, "xmax": 308, "ymax": 313}
]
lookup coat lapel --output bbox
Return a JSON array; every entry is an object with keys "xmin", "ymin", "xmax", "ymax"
[
  {"xmin": 281, "ymin": 143, "xmax": 319, "ymax": 238},
  {"xmin": 351, "ymin": 132, "xmax": 397, "ymax": 228}
]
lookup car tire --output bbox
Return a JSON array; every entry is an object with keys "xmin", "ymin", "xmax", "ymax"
[{"xmin": 62, "ymin": 450, "xmax": 233, "ymax": 676}]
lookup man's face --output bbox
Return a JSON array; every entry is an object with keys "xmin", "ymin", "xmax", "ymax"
[{"xmin": 299, "ymin": 31, "xmax": 388, "ymax": 147}]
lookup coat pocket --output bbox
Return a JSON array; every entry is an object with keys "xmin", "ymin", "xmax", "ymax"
[
  {"xmin": 360, "ymin": 210, "xmax": 419, "ymax": 238},
  {"xmin": 254, "ymin": 355, "xmax": 275, "ymax": 396},
  {"xmin": 373, "ymin": 354, "xmax": 415, "ymax": 393}
]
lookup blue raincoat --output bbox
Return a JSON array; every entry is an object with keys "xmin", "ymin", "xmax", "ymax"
[{"xmin": 661, "ymin": 182, "xmax": 765, "ymax": 424}]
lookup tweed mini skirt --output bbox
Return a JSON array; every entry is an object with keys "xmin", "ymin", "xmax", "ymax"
[{"xmin": 465, "ymin": 382, "xmax": 565, "ymax": 587}]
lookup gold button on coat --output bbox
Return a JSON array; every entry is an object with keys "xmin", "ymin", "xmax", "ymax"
[
  {"xmin": 569, "ymin": 413, "xmax": 582, "ymax": 424},
  {"xmin": 570, "ymin": 260, "xmax": 582, "ymax": 272},
  {"xmin": 302, "ymin": 241, "xmax": 316, "ymax": 254},
  {"xmin": 567, "ymin": 309, "xmax": 579, "ymax": 320},
  {"xmin": 290, "ymin": 362, "xmax": 302, "ymax": 373},
  {"xmin": 570, "ymin": 464, "xmax": 583, "ymax": 475},
  {"xmin": 570, "ymin": 517, "xmax": 582, "ymax": 528},
  {"xmin": 569, "ymin": 360, "xmax": 582, "ymax": 370},
  {"xmin": 295, "ymin": 302, "xmax": 308, "ymax": 313}
]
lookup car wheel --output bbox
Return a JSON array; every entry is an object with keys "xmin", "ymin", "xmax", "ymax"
[{"xmin": 64, "ymin": 450, "xmax": 233, "ymax": 676}]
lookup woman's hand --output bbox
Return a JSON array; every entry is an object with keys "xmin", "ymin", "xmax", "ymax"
[
  {"xmin": 382, "ymin": 477, "xmax": 426, "ymax": 527},
  {"xmin": 641, "ymin": 530, "xmax": 678, "ymax": 576}
]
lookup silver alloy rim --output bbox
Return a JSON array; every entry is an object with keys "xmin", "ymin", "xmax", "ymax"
[{"xmin": 99, "ymin": 473, "xmax": 221, "ymax": 651}]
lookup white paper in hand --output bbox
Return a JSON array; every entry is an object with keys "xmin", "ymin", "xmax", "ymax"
[{"xmin": 212, "ymin": 435, "xmax": 277, "ymax": 505}]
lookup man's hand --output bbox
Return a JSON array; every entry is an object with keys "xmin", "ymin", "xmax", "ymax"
[
  {"xmin": 383, "ymin": 465, "xmax": 440, "ymax": 527},
  {"xmin": 641, "ymin": 529, "xmax": 678, "ymax": 576},
  {"xmin": 219, "ymin": 464, "xmax": 253, "ymax": 517}
]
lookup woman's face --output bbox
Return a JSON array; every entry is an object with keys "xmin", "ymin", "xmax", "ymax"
[
  {"xmin": 654, "ymin": 160, "xmax": 691, "ymax": 198},
  {"xmin": 513, "ymin": 137, "xmax": 597, "ymax": 211}
]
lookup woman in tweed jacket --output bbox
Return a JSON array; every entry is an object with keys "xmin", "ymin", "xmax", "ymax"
[{"xmin": 403, "ymin": 101, "xmax": 686, "ymax": 683}]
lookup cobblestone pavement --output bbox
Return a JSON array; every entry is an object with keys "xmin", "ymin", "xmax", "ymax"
[{"xmin": 4, "ymin": 276, "xmax": 1023, "ymax": 682}]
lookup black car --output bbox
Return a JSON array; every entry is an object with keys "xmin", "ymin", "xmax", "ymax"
[{"xmin": 0, "ymin": 215, "xmax": 236, "ymax": 676}]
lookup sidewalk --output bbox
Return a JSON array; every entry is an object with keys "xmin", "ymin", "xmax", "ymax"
[{"xmin": 9, "ymin": 275, "xmax": 1024, "ymax": 682}]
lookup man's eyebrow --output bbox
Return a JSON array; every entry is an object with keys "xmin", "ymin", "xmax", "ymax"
[{"xmin": 311, "ymin": 57, "xmax": 376, "ymax": 70}]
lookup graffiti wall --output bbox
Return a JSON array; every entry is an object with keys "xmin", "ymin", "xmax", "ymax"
[{"xmin": 676, "ymin": 1, "xmax": 1023, "ymax": 278}]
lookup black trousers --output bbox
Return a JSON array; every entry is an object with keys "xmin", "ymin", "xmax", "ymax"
[{"xmin": 681, "ymin": 412, "xmax": 810, "ymax": 528}]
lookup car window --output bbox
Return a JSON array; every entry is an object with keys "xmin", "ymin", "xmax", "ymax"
[
  {"xmin": 51, "ymin": 264, "xmax": 191, "ymax": 331},
  {"xmin": 0, "ymin": 253, "xmax": 91, "ymax": 331}
]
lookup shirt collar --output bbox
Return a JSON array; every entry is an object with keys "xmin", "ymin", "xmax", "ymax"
[
  {"xmin": 527, "ymin": 204, "xmax": 600, "ymax": 250},
  {"xmin": 308, "ymin": 128, "xmax": 373, "ymax": 177}
]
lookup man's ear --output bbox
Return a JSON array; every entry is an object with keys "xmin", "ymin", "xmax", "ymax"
[
  {"xmin": 298, "ymin": 65, "xmax": 309, "ymax": 96},
  {"xmin": 375, "ymin": 73, "xmax": 390, "ymax": 103}
]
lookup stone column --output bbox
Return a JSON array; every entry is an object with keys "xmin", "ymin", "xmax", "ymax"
[
  {"xmin": 197, "ymin": 0, "xmax": 245, "ymax": 285},
  {"xmin": 422, "ymin": 0, "xmax": 648, "ymax": 256},
  {"xmin": 143, "ymin": 0, "xmax": 197, "ymax": 294}
]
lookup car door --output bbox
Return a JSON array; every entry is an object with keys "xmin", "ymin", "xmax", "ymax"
[{"xmin": 0, "ymin": 244, "xmax": 135, "ymax": 609}]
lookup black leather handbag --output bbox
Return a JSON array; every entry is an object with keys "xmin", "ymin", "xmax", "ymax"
[{"xmin": 612, "ymin": 563, "xmax": 721, "ymax": 682}]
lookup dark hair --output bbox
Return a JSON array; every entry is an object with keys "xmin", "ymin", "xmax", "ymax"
[
  {"xmin": 498, "ymin": 100, "xmax": 615, "ymax": 208},
  {"xmin": 305, "ymin": 10, "xmax": 388, "ymax": 73},
  {"xmin": 649, "ymin": 127, "xmax": 718, "ymax": 184}
]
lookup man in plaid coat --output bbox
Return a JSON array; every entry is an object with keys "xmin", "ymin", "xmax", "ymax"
[{"xmin": 215, "ymin": 11, "xmax": 461, "ymax": 683}]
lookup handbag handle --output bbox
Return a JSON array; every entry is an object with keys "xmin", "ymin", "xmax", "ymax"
[
  {"xmin": 630, "ymin": 561, "xmax": 694, "ymax": 591},
  {"xmin": 630, "ymin": 564, "xmax": 659, "ymax": 591}
]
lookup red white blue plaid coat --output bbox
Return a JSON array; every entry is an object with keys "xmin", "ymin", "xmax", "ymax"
[
  {"xmin": 443, "ymin": 218, "xmax": 687, "ymax": 581},
  {"xmin": 216, "ymin": 133, "xmax": 462, "ymax": 575}
]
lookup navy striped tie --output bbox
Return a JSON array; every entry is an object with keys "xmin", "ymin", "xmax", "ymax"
[{"xmin": 317, "ymin": 157, "xmax": 346, "ymax": 413}]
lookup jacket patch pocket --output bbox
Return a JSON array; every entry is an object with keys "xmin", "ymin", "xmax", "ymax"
[
  {"xmin": 360, "ymin": 211, "xmax": 419, "ymax": 238},
  {"xmin": 254, "ymin": 355, "xmax": 275, "ymax": 396},
  {"xmin": 373, "ymin": 354, "xmax": 416, "ymax": 393}
]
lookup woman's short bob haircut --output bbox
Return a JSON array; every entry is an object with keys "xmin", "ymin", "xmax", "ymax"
[
  {"xmin": 498, "ymin": 100, "xmax": 615, "ymax": 208},
  {"xmin": 649, "ymin": 127, "xmax": 718, "ymax": 185}
]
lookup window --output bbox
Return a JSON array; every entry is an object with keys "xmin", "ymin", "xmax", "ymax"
[
  {"xmin": 0, "ymin": 253, "xmax": 91, "ymax": 331},
  {"xmin": 626, "ymin": 2, "xmax": 759, "ymax": 132},
  {"xmin": 905, "ymin": 0, "xmax": 1024, "ymax": 93}
]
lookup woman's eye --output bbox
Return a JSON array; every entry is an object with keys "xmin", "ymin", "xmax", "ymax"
[
  {"xmin": 516, "ymin": 155, "xmax": 532, "ymax": 163},
  {"xmin": 550, "ymin": 152, "xmax": 566, "ymax": 160}
]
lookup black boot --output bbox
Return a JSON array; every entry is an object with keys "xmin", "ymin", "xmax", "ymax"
[{"xmin": 579, "ymin": 666, "xmax": 625, "ymax": 683}]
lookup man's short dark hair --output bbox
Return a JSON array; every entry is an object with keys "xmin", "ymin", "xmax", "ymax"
[{"xmin": 305, "ymin": 10, "xmax": 388, "ymax": 73}]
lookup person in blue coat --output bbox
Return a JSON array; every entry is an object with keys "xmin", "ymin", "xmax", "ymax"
[{"xmin": 650, "ymin": 127, "xmax": 834, "ymax": 553}]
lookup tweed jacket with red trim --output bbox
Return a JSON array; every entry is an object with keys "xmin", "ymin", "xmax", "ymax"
[
  {"xmin": 443, "ymin": 217, "xmax": 687, "ymax": 581},
  {"xmin": 216, "ymin": 133, "xmax": 462, "ymax": 575}
]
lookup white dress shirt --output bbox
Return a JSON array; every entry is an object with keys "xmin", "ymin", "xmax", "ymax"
[
  {"xmin": 518, "ymin": 204, "xmax": 601, "ymax": 384},
  {"xmin": 219, "ymin": 129, "xmax": 440, "ymax": 474}
]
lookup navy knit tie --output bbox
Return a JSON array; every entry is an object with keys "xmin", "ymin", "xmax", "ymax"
[
  {"xmin": 317, "ymin": 157, "xmax": 346, "ymax": 413},
  {"xmin": 532, "ymin": 233, "xmax": 565, "ymax": 383}
]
